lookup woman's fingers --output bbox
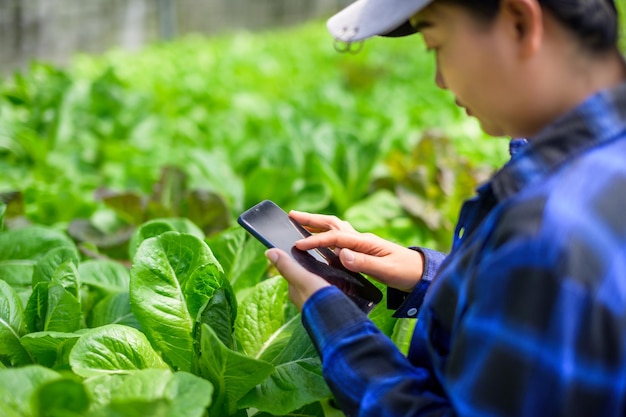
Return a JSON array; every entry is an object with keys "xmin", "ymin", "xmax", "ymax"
[
  {"xmin": 289, "ymin": 210, "xmax": 356, "ymax": 233},
  {"xmin": 285, "ymin": 210, "xmax": 425, "ymax": 291},
  {"xmin": 295, "ymin": 232, "xmax": 424, "ymax": 291},
  {"xmin": 295, "ymin": 230, "xmax": 385, "ymax": 255}
]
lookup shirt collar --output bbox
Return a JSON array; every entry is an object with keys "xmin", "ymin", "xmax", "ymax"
[{"xmin": 490, "ymin": 82, "xmax": 626, "ymax": 201}]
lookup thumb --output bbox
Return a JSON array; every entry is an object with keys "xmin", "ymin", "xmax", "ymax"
[
  {"xmin": 265, "ymin": 248, "xmax": 307, "ymax": 279},
  {"xmin": 265, "ymin": 248, "xmax": 330, "ymax": 310},
  {"xmin": 266, "ymin": 248, "xmax": 319, "ymax": 287},
  {"xmin": 265, "ymin": 247, "xmax": 282, "ymax": 265}
]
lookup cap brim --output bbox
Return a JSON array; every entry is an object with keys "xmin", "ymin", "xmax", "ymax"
[{"xmin": 327, "ymin": 0, "xmax": 433, "ymax": 42}]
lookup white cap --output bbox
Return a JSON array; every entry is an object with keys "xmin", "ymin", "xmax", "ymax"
[{"xmin": 327, "ymin": 0, "xmax": 434, "ymax": 42}]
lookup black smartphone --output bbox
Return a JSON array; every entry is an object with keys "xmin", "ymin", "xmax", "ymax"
[{"xmin": 237, "ymin": 200, "xmax": 383, "ymax": 314}]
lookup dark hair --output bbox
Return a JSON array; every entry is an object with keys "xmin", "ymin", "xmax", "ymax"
[{"xmin": 441, "ymin": 0, "xmax": 620, "ymax": 52}]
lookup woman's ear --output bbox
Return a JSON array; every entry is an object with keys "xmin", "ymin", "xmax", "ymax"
[{"xmin": 500, "ymin": 0, "xmax": 543, "ymax": 58}]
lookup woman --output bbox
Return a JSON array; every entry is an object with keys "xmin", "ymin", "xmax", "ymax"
[{"xmin": 267, "ymin": 0, "xmax": 626, "ymax": 415}]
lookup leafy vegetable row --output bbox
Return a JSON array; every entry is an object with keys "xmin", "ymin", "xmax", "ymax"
[
  {"xmin": 0, "ymin": 23, "xmax": 507, "ymax": 259},
  {"xmin": 0, "ymin": 210, "xmax": 413, "ymax": 416}
]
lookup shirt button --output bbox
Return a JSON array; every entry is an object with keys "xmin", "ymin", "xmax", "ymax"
[{"xmin": 407, "ymin": 308, "xmax": 418, "ymax": 317}]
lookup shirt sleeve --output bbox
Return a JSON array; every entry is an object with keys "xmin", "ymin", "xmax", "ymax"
[
  {"xmin": 387, "ymin": 247, "xmax": 447, "ymax": 318},
  {"xmin": 302, "ymin": 286, "xmax": 454, "ymax": 417}
]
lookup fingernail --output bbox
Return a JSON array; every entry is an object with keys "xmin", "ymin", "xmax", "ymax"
[
  {"xmin": 266, "ymin": 250, "xmax": 278, "ymax": 264},
  {"xmin": 342, "ymin": 249, "xmax": 355, "ymax": 263}
]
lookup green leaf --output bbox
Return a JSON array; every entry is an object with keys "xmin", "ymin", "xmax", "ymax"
[
  {"xmin": 366, "ymin": 293, "xmax": 398, "ymax": 337},
  {"xmin": 252, "ymin": 401, "xmax": 326, "ymax": 417},
  {"xmin": 33, "ymin": 377, "xmax": 91, "ymax": 417},
  {"xmin": 290, "ymin": 181, "xmax": 332, "ymax": 213},
  {"xmin": 32, "ymin": 246, "xmax": 79, "ymax": 287},
  {"xmin": 0, "ymin": 402, "xmax": 22, "ymax": 417},
  {"xmin": 234, "ymin": 276, "xmax": 329, "ymax": 414},
  {"xmin": 130, "ymin": 231, "xmax": 224, "ymax": 372},
  {"xmin": 0, "ymin": 365, "xmax": 61, "ymax": 416},
  {"xmin": 244, "ymin": 166, "xmax": 298, "ymax": 210},
  {"xmin": 90, "ymin": 292, "xmax": 141, "ymax": 330},
  {"xmin": 19, "ymin": 331, "xmax": 80, "ymax": 369},
  {"xmin": 391, "ymin": 318, "xmax": 417, "ymax": 356},
  {"xmin": 90, "ymin": 399, "xmax": 171, "ymax": 417},
  {"xmin": 50, "ymin": 259, "xmax": 81, "ymax": 298},
  {"xmin": 254, "ymin": 316, "xmax": 303, "ymax": 364},
  {"xmin": 86, "ymin": 370, "xmax": 213, "ymax": 417},
  {"xmin": 344, "ymin": 189, "xmax": 406, "ymax": 232},
  {"xmin": 182, "ymin": 189, "xmax": 231, "ymax": 236},
  {"xmin": 69, "ymin": 324, "xmax": 169, "ymax": 377},
  {"xmin": 0, "ymin": 280, "xmax": 32, "ymax": 366},
  {"xmin": 197, "ymin": 323, "xmax": 274, "ymax": 417},
  {"xmin": 81, "ymin": 374, "xmax": 125, "ymax": 413},
  {"xmin": 78, "ymin": 259, "xmax": 130, "ymax": 293},
  {"xmin": 25, "ymin": 259, "xmax": 82, "ymax": 333},
  {"xmin": 205, "ymin": 226, "xmax": 267, "ymax": 298},
  {"xmin": 187, "ymin": 150, "xmax": 245, "ymax": 213},
  {"xmin": 25, "ymin": 282, "xmax": 48, "ymax": 333},
  {"xmin": 128, "ymin": 218, "xmax": 205, "ymax": 260},
  {"xmin": 308, "ymin": 154, "xmax": 349, "ymax": 214},
  {"xmin": 239, "ymin": 324, "xmax": 330, "ymax": 415},
  {"xmin": 44, "ymin": 282, "xmax": 82, "ymax": 332},
  {"xmin": 0, "ymin": 261, "xmax": 36, "ymax": 307},
  {"xmin": 0, "ymin": 260, "xmax": 36, "ymax": 287},
  {"xmin": 194, "ymin": 287, "xmax": 236, "ymax": 350},
  {"xmin": 183, "ymin": 262, "xmax": 235, "ymax": 327},
  {"xmin": 0, "ymin": 226, "xmax": 75, "ymax": 262},
  {"xmin": 0, "ymin": 203, "xmax": 5, "ymax": 232},
  {"xmin": 235, "ymin": 276, "xmax": 293, "ymax": 358},
  {"xmin": 79, "ymin": 260, "xmax": 131, "ymax": 329},
  {"xmin": 25, "ymin": 265, "xmax": 82, "ymax": 334}
]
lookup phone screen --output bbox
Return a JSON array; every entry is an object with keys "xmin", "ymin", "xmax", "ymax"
[{"xmin": 238, "ymin": 200, "xmax": 382, "ymax": 313}]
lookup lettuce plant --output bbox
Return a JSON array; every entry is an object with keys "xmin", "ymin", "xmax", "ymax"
[{"xmin": 0, "ymin": 218, "xmax": 412, "ymax": 416}]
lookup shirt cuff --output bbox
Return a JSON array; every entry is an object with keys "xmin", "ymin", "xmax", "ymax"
[
  {"xmin": 301, "ymin": 286, "xmax": 370, "ymax": 355},
  {"xmin": 388, "ymin": 246, "xmax": 447, "ymax": 318},
  {"xmin": 417, "ymin": 246, "xmax": 447, "ymax": 281}
]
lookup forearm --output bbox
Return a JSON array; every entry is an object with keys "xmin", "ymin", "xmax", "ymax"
[{"xmin": 302, "ymin": 287, "xmax": 453, "ymax": 417}]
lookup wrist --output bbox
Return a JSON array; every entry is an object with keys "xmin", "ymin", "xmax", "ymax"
[
  {"xmin": 292, "ymin": 280, "xmax": 330, "ymax": 311},
  {"xmin": 387, "ymin": 247, "xmax": 425, "ymax": 292}
]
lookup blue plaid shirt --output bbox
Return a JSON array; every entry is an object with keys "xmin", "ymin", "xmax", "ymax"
[{"xmin": 302, "ymin": 83, "xmax": 626, "ymax": 417}]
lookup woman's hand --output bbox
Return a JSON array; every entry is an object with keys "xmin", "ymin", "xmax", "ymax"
[
  {"xmin": 289, "ymin": 210, "xmax": 424, "ymax": 292},
  {"xmin": 266, "ymin": 248, "xmax": 330, "ymax": 311}
]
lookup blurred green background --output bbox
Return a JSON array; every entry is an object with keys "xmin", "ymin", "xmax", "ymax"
[{"xmin": 2, "ymin": 0, "xmax": 625, "ymax": 259}]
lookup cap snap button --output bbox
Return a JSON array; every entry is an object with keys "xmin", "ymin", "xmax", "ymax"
[{"xmin": 407, "ymin": 308, "xmax": 418, "ymax": 317}]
